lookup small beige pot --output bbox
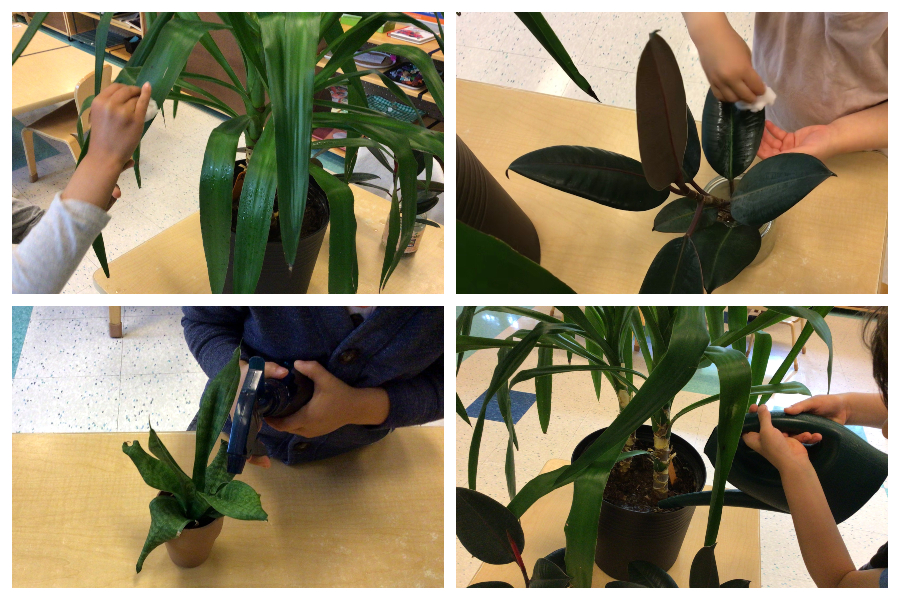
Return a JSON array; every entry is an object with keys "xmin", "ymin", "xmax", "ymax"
[
  {"xmin": 704, "ymin": 175, "xmax": 775, "ymax": 267},
  {"xmin": 157, "ymin": 493, "xmax": 224, "ymax": 568}
]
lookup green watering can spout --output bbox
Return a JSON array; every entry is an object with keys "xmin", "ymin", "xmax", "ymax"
[{"xmin": 659, "ymin": 412, "xmax": 887, "ymax": 523}]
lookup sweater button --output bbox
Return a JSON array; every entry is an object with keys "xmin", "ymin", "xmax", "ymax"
[
  {"xmin": 295, "ymin": 442, "xmax": 310, "ymax": 451},
  {"xmin": 339, "ymin": 349, "xmax": 359, "ymax": 364}
]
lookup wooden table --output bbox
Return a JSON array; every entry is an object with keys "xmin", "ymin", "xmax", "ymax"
[
  {"xmin": 13, "ymin": 428, "xmax": 444, "ymax": 587},
  {"xmin": 12, "ymin": 23, "xmax": 68, "ymax": 56},
  {"xmin": 13, "ymin": 44, "xmax": 97, "ymax": 116},
  {"xmin": 458, "ymin": 79, "xmax": 888, "ymax": 293},
  {"xmin": 468, "ymin": 459, "xmax": 761, "ymax": 588},
  {"xmin": 92, "ymin": 184, "xmax": 444, "ymax": 294}
]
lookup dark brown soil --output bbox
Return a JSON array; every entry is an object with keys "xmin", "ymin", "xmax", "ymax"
[
  {"xmin": 230, "ymin": 161, "xmax": 328, "ymax": 241},
  {"xmin": 602, "ymin": 438, "xmax": 697, "ymax": 513}
]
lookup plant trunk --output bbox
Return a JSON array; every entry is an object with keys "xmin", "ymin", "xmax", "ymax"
[
  {"xmin": 244, "ymin": 54, "xmax": 267, "ymax": 158},
  {"xmin": 616, "ymin": 385, "xmax": 635, "ymax": 472},
  {"xmin": 652, "ymin": 405, "xmax": 673, "ymax": 498}
]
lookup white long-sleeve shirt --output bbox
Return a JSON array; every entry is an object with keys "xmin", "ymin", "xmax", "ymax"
[{"xmin": 12, "ymin": 194, "xmax": 110, "ymax": 293}]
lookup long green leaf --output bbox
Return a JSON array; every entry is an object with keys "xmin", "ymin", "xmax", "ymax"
[
  {"xmin": 12, "ymin": 13, "xmax": 49, "ymax": 64},
  {"xmin": 635, "ymin": 31, "xmax": 687, "ymax": 190},
  {"xmin": 218, "ymin": 13, "xmax": 267, "ymax": 85},
  {"xmin": 199, "ymin": 115, "xmax": 252, "ymax": 294},
  {"xmin": 233, "ymin": 120, "xmax": 277, "ymax": 293},
  {"xmin": 702, "ymin": 347, "xmax": 752, "ymax": 546},
  {"xmin": 94, "ymin": 13, "xmax": 113, "ymax": 96},
  {"xmin": 750, "ymin": 331, "xmax": 772, "ymax": 387},
  {"xmin": 765, "ymin": 306, "xmax": 833, "ymax": 391},
  {"xmin": 535, "ymin": 347, "xmax": 553, "ymax": 433},
  {"xmin": 176, "ymin": 12, "xmax": 246, "ymax": 97},
  {"xmin": 759, "ymin": 307, "xmax": 833, "ymax": 403},
  {"xmin": 514, "ymin": 13, "xmax": 598, "ymax": 100},
  {"xmin": 378, "ymin": 135, "xmax": 418, "ymax": 290},
  {"xmin": 457, "ymin": 222, "xmax": 576, "ymax": 293},
  {"xmin": 670, "ymin": 381, "xmax": 811, "ymax": 424},
  {"xmin": 508, "ymin": 146, "xmax": 670, "ymax": 211},
  {"xmin": 456, "ymin": 393, "xmax": 471, "ymax": 426},
  {"xmin": 309, "ymin": 165, "xmax": 358, "ymax": 294},
  {"xmin": 125, "ymin": 13, "xmax": 175, "ymax": 69},
  {"xmin": 135, "ymin": 494, "xmax": 192, "ymax": 573},
  {"xmin": 122, "ymin": 440, "xmax": 189, "ymax": 505},
  {"xmin": 728, "ymin": 306, "xmax": 749, "ymax": 355},
  {"xmin": 508, "ymin": 364, "xmax": 644, "ymax": 395},
  {"xmin": 92, "ymin": 234, "xmax": 110, "ymax": 278},
  {"xmin": 366, "ymin": 43, "xmax": 444, "ymax": 114},
  {"xmin": 320, "ymin": 15, "xmax": 366, "ymax": 177},
  {"xmin": 193, "ymin": 348, "xmax": 241, "ymax": 491}
]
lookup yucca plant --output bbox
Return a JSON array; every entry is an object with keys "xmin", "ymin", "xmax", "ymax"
[
  {"xmin": 457, "ymin": 15, "xmax": 833, "ymax": 293},
  {"xmin": 122, "ymin": 348, "xmax": 267, "ymax": 572},
  {"xmin": 457, "ymin": 306, "xmax": 833, "ymax": 587},
  {"xmin": 14, "ymin": 12, "xmax": 444, "ymax": 293}
]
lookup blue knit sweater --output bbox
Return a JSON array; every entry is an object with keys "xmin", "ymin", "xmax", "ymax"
[{"xmin": 182, "ymin": 307, "xmax": 443, "ymax": 464}]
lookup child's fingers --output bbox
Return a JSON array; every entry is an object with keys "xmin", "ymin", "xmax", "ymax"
[
  {"xmin": 731, "ymin": 80, "xmax": 760, "ymax": 104},
  {"xmin": 293, "ymin": 359, "xmax": 330, "ymax": 383},
  {"xmin": 742, "ymin": 431, "xmax": 761, "ymax": 452},
  {"xmin": 765, "ymin": 120, "xmax": 787, "ymax": 140},
  {"xmin": 134, "ymin": 82, "xmax": 152, "ymax": 118},
  {"xmin": 744, "ymin": 69, "xmax": 767, "ymax": 97},
  {"xmin": 748, "ymin": 403, "xmax": 759, "ymax": 413},
  {"xmin": 762, "ymin": 127, "xmax": 782, "ymax": 149},
  {"xmin": 247, "ymin": 454, "xmax": 271, "ymax": 468},
  {"xmin": 756, "ymin": 404, "xmax": 773, "ymax": 431},
  {"xmin": 109, "ymin": 83, "xmax": 144, "ymax": 107}
]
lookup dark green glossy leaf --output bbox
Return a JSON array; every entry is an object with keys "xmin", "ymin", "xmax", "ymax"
[
  {"xmin": 635, "ymin": 31, "xmax": 687, "ymax": 190},
  {"xmin": 544, "ymin": 548, "xmax": 566, "ymax": 572},
  {"xmin": 750, "ymin": 331, "xmax": 772, "ymax": 387},
  {"xmin": 691, "ymin": 222, "xmax": 761, "ymax": 293},
  {"xmin": 456, "ymin": 393, "xmax": 471, "ymax": 426},
  {"xmin": 509, "ymin": 146, "xmax": 669, "ymax": 211},
  {"xmin": 468, "ymin": 581, "xmax": 514, "ymax": 588},
  {"xmin": 535, "ymin": 346, "xmax": 553, "ymax": 433},
  {"xmin": 135, "ymin": 494, "xmax": 192, "ymax": 572},
  {"xmin": 682, "ymin": 105, "xmax": 701, "ymax": 181},
  {"xmin": 689, "ymin": 545, "xmax": 719, "ymax": 588},
  {"xmin": 456, "ymin": 487, "xmax": 525, "ymax": 565},
  {"xmin": 703, "ymin": 347, "xmax": 752, "ymax": 546},
  {"xmin": 653, "ymin": 197, "xmax": 716, "ymax": 233},
  {"xmin": 457, "ymin": 222, "xmax": 576, "ymax": 293},
  {"xmin": 199, "ymin": 115, "xmax": 252, "ymax": 294},
  {"xmin": 628, "ymin": 560, "xmax": 678, "ymax": 588},
  {"xmin": 606, "ymin": 582, "xmax": 649, "ymax": 588},
  {"xmin": 192, "ymin": 347, "xmax": 241, "ymax": 492},
  {"xmin": 12, "ymin": 12, "xmax": 48, "ymax": 64},
  {"xmin": 701, "ymin": 89, "xmax": 766, "ymax": 180},
  {"xmin": 531, "ymin": 557, "xmax": 570, "ymax": 588},
  {"xmin": 309, "ymin": 165, "xmax": 358, "ymax": 294},
  {"xmin": 260, "ymin": 13, "xmax": 319, "ymax": 267},
  {"xmin": 514, "ymin": 13, "xmax": 597, "ymax": 100},
  {"xmin": 639, "ymin": 236, "xmax": 704, "ymax": 294},
  {"xmin": 730, "ymin": 153, "xmax": 835, "ymax": 227},
  {"xmin": 233, "ymin": 121, "xmax": 277, "ymax": 293},
  {"xmin": 720, "ymin": 579, "xmax": 751, "ymax": 587}
]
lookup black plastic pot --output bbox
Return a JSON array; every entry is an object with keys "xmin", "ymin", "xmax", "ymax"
[
  {"xmin": 222, "ymin": 161, "xmax": 330, "ymax": 294},
  {"xmin": 571, "ymin": 425, "xmax": 706, "ymax": 580},
  {"xmin": 456, "ymin": 135, "xmax": 541, "ymax": 263}
]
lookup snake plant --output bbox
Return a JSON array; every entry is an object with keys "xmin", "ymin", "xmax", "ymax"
[
  {"xmin": 14, "ymin": 12, "xmax": 444, "ymax": 293},
  {"xmin": 122, "ymin": 348, "xmax": 267, "ymax": 572},
  {"xmin": 457, "ymin": 306, "xmax": 833, "ymax": 587}
]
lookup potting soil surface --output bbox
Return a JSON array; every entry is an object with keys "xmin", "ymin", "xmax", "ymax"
[{"xmin": 603, "ymin": 440, "xmax": 697, "ymax": 513}]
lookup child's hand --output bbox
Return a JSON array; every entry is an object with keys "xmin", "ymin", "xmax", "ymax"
[
  {"xmin": 88, "ymin": 81, "xmax": 152, "ymax": 169},
  {"xmin": 743, "ymin": 404, "xmax": 819, "ymax": 472},
  {"xmin": 693, "ymin": 23, "xmax": 766, "ymax": 104},
  {"xmin": 264, "ymin": 360, "xmax": 390, "ymax": 439},
  {"xmin": 783, "ymin": 394, "xmax": 851, "ymax": 425},
  {"xmin": 757, "ymin": 121, "xmax": 836, "ymax": 161}
]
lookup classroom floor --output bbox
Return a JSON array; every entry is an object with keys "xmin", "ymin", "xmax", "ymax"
[
  {"xmin": 12, "ymin": 37, "xmax": 443, "ymax": 294},
  {"xmin": 458, "ymin": 12, "xmax": 754, "ymax": 119},
  {"xmin": 456, "ymin": 307, "xmax": 888, "ymax": 588},
  {"xmin": 12, "ymin": 306, "xmax": 444, "ymax": 432}
]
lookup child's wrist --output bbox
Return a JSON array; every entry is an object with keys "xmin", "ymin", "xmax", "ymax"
[{"xmin": 351, "ymin": 387, "xmax": 390, "ymax": 426}]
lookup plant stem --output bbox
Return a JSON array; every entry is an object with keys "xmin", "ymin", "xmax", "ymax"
[
  {"xmin": 688, "ymin": 178, "xmax": 706, "ymax": 195},
  {"xmin": 508, "ymin": 532, "xmax": 530, "ymax": 587},
  {"xmin": 652, "ymin": 404, "xmax": 673, "ymax": 499},
  {"xmin": 616, "ymin": 385, "xmax": 635, "ymax": 472},
  {"xmin": 685, "ymin": 199, "xmax": 706, "ymax": 237}
]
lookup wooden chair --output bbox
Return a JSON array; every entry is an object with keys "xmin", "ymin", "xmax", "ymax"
[
  {"xmin": 21, "ymin": 65, "xmax": 111, "ymax": 182},
  {"xmin": 747, "ymin": 308, "xmax": 806, "ymax": 371}
]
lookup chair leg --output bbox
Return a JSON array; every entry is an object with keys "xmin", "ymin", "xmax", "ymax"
[
  {"xmin": 801, "ymin": 319, "xmax": 807, "ymax": 355},
  {"xmin": 109, "ymin": 306, "xmax": 123, "ymax": 338},
  {"xmin": 22, "ymin": 128, "xmax": 38, "ymax": 182},
  {"xmin": 791, "ymin": 321, "xmax": 799, "ymax": 371},
  {"xmin": 66, "ymin": 136, "xmax": 82, "ymax": 167}
]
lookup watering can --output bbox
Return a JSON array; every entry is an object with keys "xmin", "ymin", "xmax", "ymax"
[
  {"xmin": 658, "ymin": 412, "xmax": 887, "ymax": 523},
  {"xmin": 227, "ymin": 356, "xmax": 314, "ymax": 474}
]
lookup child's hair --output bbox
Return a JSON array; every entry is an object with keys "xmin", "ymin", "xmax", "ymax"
[{"xmin": 863, "ymin": 308, "xmax": 887, "ymax": 406}]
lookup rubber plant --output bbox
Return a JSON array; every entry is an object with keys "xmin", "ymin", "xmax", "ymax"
[
  {"xmin": 14, "ymin": 12, "xmax": 444, "ymax": 293},
  {"xmin": 457, "ymin": 306, "xmax": 833, "ymax": 587},
  {"xmin": 505, "ymin": 29, "xmax": 835, "ymax": 293},
  {"xmin": 122, "ymin": 348, "xmax": 267, "ymax": 572}
]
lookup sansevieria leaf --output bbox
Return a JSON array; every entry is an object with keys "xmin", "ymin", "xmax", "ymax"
[
  {"xmin": 635, "ymin": 31, "xmax": 687, "ymax": 190},
  {"xmin": 135, "ymin": 494, "xmax": 192, "ymax": 572},
  {"xmin": 508, "ymin": 146, "xmax": 669, "ymax": 211}
]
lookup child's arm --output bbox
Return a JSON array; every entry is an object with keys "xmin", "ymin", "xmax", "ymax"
[
  {"xmin": 758, "ymin": 102, "xmax": 888, "ymax": 161},
  {"xmin": 743, "ymin": 405, "xmax": 884, "ymax": 587},
  {"xmin": 682, "ymin": 12, "xmax": 766, "ymax": 104}
]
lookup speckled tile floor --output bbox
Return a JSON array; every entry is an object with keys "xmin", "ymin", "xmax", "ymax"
[
  {"xmin": 11, "ymin": 306, "xmax": 206, "ymax": 432},
  {"xmin": 456, "ymin": 307, "xmax": 888, "ymax": 588},
  {"xmin": 457, "ymin": 12, "xmax": 755, "ymax": 119}
]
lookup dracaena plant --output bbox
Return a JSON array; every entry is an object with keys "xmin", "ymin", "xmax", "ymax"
[
  {"xmin": 122, "ymin": 348, "xmax": 267, "ymax": 572},
  {"xmin": 14, "ymin": 12, "xmax": 444, "ymax": 293},
  {"xmin": 506, "ymin": 29, "xmax": 834, "ymax": 293},
  {"xmin": 457, "ymin": 306, "xmax": 833, "ymax": 587}
]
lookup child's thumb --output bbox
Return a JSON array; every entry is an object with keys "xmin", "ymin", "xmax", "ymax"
[{"xmin": 293, "ymin": 359, "xmax": 326, "ymax": 381}]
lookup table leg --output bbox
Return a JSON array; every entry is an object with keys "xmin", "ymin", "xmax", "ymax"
[{"xmin": 108, "ymin": 306, "xmax": 122, "ymax": 338}]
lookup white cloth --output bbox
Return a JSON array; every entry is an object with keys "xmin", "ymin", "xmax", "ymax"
[
  {"xmin": 736, "ymin": 86, "xmax": 777, "ymax": 113},
  {"xmin": 347, "ymin": 306, "xmax": 376, "ymax": 321},
  {"xmin": 12, "ymin": 194, "xmax": 110, "ymax": 293}
]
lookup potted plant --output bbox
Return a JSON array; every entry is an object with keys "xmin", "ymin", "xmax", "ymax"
[
  {"xmin": 122, "ymin": 348, "xmax": 267, "ymax": 572},
  {"xmin": 457, "ymin": 306, "xmax": 833, "ymax": 587},
  {"xmin": 456, "ymin": 16, "xmax": 834, "ymax": 293},
  {"xmin": 14, "ymin": 12, "xmax": 444, "ymax": 293}
]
